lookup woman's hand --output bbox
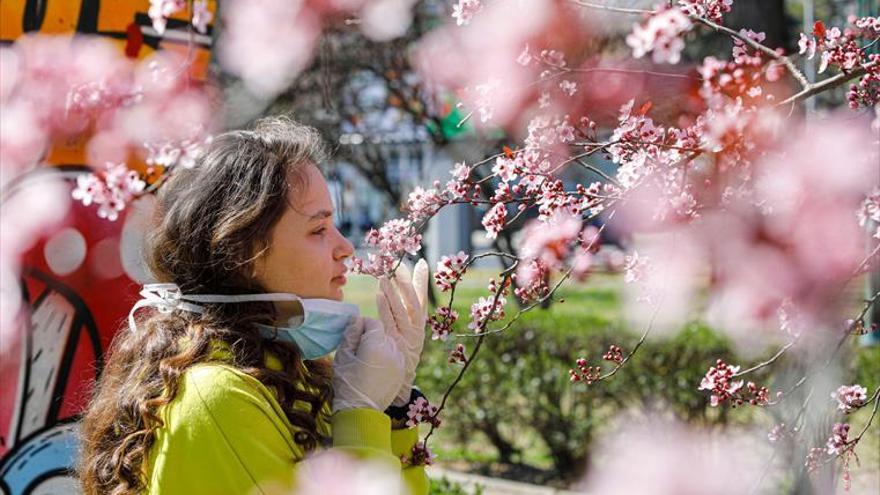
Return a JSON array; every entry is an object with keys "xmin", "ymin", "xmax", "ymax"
[
  {"xmin": 377, "ymin": 259, "xmax": 429, "ymax": 407},
  {"xmin": 331, "ymin": 317, "xmax": 406, "ymax": 413}
]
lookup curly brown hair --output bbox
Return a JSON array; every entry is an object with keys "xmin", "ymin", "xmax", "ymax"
[{"xmin": 78, "ymin": 116, "xmax": 335, "ymax": 495}]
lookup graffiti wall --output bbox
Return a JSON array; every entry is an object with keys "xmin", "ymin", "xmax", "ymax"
[{"xmin": 0, "ymin": 3, "xmax": 215, "ymax": 493}]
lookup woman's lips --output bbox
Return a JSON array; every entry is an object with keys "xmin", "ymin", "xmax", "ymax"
[{"xmin": 332, "ymin": 275, "xmax": 347, "ymax": 285}]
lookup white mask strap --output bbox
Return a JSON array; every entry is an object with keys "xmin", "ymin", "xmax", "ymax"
[{"xmin": 128, "ymin": 283, "xmax": 299, "ymax": 333}]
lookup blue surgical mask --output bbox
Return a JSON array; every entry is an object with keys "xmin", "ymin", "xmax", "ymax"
[
  {"xmin": 128, "ymin": 283, "xmax": 360, "ymax": 359},
  {"xmin": 256, "ymin": 298, "xmax": 360, "ymax": 359}
]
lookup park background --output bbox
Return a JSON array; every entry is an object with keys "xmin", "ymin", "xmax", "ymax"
[{"xmin": 1, "ymin": 1, "xmax": 879, "ymax": 494}]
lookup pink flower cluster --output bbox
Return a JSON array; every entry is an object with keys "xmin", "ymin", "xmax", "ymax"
[
  {"xmin": 799, "ymin": 18, "xmax": 880, "ymax": 108},
  {"xmin": 677, "ymin": 0, "xmax": 733, "ymax": 23},
  {"xmin": 602, "ymin": 345, "xmax": 623, "ymax": 363},
  {"xmin": 767, "ymin": 422, "xmax": 792, "ymax": 443},
  {"xmin": 481, "ymin": 203, "xmax": 508, "ymax": 240},
  {"xmin": 513, "ymin": 258, "xmax": 551, "ymax": 303},
  {"xmin": 699, "ymin": 360, "xmax": 771, "ymax": 407},
  {"xmin": 857, "ymin": 188, "xmax": 880, "ymax": 239},
  {"xmin": 569, "ymin": 357, "xmax": 601, "ymax": 384},
  {"xmin": 451, "ymin": 0, "xmax": 483, "ymax": 27},
  {"xmin": 434, "ymin": 251, "xmax": 469, "ymax": 292},
  {"xmin": 448, "ymin": 343, "xmax": 467, "ymax": 365},
  {"xmin": 804, "ymin": 447, "xmax": 824, "ymax": 473},
  {"xmin": 71, "ymin": 162, "xmax": 146, "ymax": 221},
  {"xmin": 144, "ymin": 132, "xmax": 212, "ymax": 169},
  {"xmin": 608, "ymin": 100, "xmax": 700, "ymax": 195},
  {"xmin": 148, "ymin": 0, "xmax": 186, "ymax": 35},
  {"xmin": 406, "ymin": 397, "xmax": 441, "ymax": 428},
  {"xmin": 467, "ymin": 296, "xmax": 507, "ymax": 332},
  {"xmin": 831, "ymin": 384, "xmax": 868, "ymax": 413},
  {"xmin": 698, "ymin": 359, "xmax": 743, "ymax": 407},
  {"xmin": 516, "ymin": 212, "xmax": 597, "ymax": 291},
  {"xmin": 429, "ymin": 307, "xmax": 459, "ymax": 341},
  {"xmin": 351, "ymin": 219, "xmax": 422, "ymax": 277},
  {"xmin": 825, "ymin": 422, "xmax": 850, "ymax": 455},
  {"xmin": 623, "ymin": 251, "xmax": 650, "ymax": 284},
  {"xmin": 404, "ymin": 441, "xmax": 435, "ymax": 467},
  {"xmin": 626, "ymin": 7, "xmax": 693, "ymax": 65}
]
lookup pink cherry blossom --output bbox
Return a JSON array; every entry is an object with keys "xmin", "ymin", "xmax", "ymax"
[
  {"xmin": 434, "ymin": 251, "xmax": 469, "ymax": 292},
  {"xmin": 429, "ymin": 306, "xmax": 459, "ymax": 341},
  {"xmin": 468, "ymin": 295, "xmax": 507, "ymax": 332},
  {"xmin": 678, "ymin": 0, "xmax": 734, "ymax": 23},
  {"xmin": 218, "ymin": 0, "xmax": 320, "ymax": 97},
  {"xmin": 71, "ymin": 162, "xmax": 146, "ymax": 222},
  {"xmin": 857, "ymin": 188, "xmax": 880, "ymax": 239},
  {"xmin": 831, "ymin": 385, "xmax": 868, "ymax": 413},
  {"xmin": 405, "ymin": 185, "xmax": 444, "ymax": 221},
  {"xmin": 514, "ymin": 258, "xmax": 551, "ymax": 302},
  {"xmin": 623, "ymin": 251, "xmax": 650, "ymax": 284},
  {"xmin": 405, "ymin": 396, "xmax": 440, "ymax": 428},
  {"xmin": 448, "ymin": 343, "xmax": 467, "ymax": 364},
  {"xmin": 295, "ymin": 450, "xmax": 404, "ymax": 495},
  {"xmin": 148, "ymin": 0, "xmax": 186, "ymax": 35},
  {"xmin": 351, "ymin": 219, "xmax": 422, "ymax": 277},
  {"xmin": 559, "ymin": 80, "xmax": 578, "ymax": 96},
  {"xmin": 698, "ymin": 359, "xmax": 744, "ymax": 407},
  {"xmin": 576, "ymin": 420, "xmax": 765, "ymax": 494},
  {"xmin": 825, "ymin": 423, "xmax": 850, "ymax": 455},
  {"xmin": 192, "ymin": 0, "xmax": 213, "ymax": 34},
  {"xmin": 451, "ymin": 0, "xmax": 483, "ymax": 27},
  {"xmin": 481, "ymin": 203, "xmax": 507, "ymax": 240},
  {"xmin": 626, "ymin": 7, "xmax": 692, "ymax": 65}
]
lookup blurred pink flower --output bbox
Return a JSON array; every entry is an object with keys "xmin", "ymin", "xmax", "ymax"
[
  {"xmin": 294, "ymin": 450, "xmax": 404, "ymax": 494},
  {"xmin": 218, "ymin": 0, "xmax": 320, "ymax": 97},
  {"xmin": 351, "ymin": 218, "xmax": 422, "ymax": 276},
  {"xmin": 360, "ymin": 0, "xmax": 417, "ymax": 41},
  {"xmin": 413, "ymin": 0, "xmax": 555, "ymax": 127},
  {"xmin": 481, "ymin": 202, "xmax": 507, "ymax": 240},
  {"xmin": 0, "ymin": 176, "xmax": 69, "ymax": 354},
  {"xmin": 451, "ymin": 0, "xmax": 483, "ymax": 27},
  {"xmin": 71, "ymin": 163, "xmax": 146, "ymax": 222},
  {"xmin": 577, "ymin": 419, "xmax": 765, "ymax": 494},
  {"xmin": 678, "ymin": 0, "xmax": 734, "ymax": 23},
  {"xmin": 832, "ymin": 384, "xmax": 868, "ymax": 413},
  {"xmin": 626, "ymin": 7, "xmax": 692, "ymax": 65},
  {"xmin": 192, "ymin": 0, "xmax": 213, "ymax": 34},
  {"xmin": 148, "ymin": 0, "xmax": 186, "ymax": 35}
]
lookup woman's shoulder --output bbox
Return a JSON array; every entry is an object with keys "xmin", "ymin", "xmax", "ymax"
[
  {"xmin": 167, "ymin": 363, "xmax": 290, "ymax": 429},
  {"xmin": 182, "ymin": 362, "xmax": 275, "ymax": 403}
]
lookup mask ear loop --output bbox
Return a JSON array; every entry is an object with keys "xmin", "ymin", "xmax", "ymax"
[{"xmin": 128, "ymin": 283, "xmax": 300, "ymax": 333}]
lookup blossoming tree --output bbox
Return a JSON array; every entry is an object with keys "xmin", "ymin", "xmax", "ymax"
[{"xmin": 2, "ymin": 0, "xmax": 879, "ymax": 492}]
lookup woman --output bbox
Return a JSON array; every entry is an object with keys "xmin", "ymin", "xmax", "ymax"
[{"xmin": 78, "ymin": 116, "xmax": 430, "ymax": 495}]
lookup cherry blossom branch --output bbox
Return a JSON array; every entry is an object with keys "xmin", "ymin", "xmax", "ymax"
[
  {"xmin": 569, "ymin": 1, "xmax": 817, "ymax": 91},
  {"xmin": 422, "ymin": 268, "xmax": 517, "ymax": 450},
  {"xmin": 732, "ymin": 339, "xmax": 799, "ymax": 379},
  {"xmin": 850, "ymin": 386, "xmax": 880, "ymax": 446},
  {"xmin": 454, "ymin": 209, "xmax": 617, "ymax": 338},
  {"xmin": 695, "ymin": 16, "xmax": 811, "ymax": 89},
  {"xmin": 566, "ymin": 0, "xmax": 652, "ymax": 15},
  {"xmin": 593, "ymin": 297, "xmax": 662, "ymax": 382},
  {"xmin": 778, "ymin": 61, "xmax": 878, "ymax": 107}
]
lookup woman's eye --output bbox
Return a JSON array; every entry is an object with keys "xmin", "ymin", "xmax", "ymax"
[{"xmin": 312, "ymin": 228, "xmax": 327, "ymax": 236}]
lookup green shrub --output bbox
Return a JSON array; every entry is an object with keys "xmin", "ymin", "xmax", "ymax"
[
  {"xmin": 417, "ymin": 276, "xmax": 760, "ymax": 483},
  {"xmin": 429, "ymin": 476, "xmax": 484, "ymax": 495}
]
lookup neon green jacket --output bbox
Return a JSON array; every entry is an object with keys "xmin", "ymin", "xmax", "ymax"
[{"xmin": 143, "ymin": 362, "xmax": 428, "ymax": 494}]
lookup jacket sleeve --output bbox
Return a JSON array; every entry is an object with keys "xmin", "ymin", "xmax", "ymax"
[
  {"xmin": 390, "ymin": 426, "xmax": 430, "ymax": 495},
  {"xmin": 144, "ymin": 364, "xmax": 428, "ymax": 495}
]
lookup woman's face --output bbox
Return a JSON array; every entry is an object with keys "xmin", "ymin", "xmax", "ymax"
[{"xmin": 254, "ymin": 163, "xmax": 354, "ymax": 301}]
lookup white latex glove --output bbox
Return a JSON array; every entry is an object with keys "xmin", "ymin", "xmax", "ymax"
[
  {"xmin": 332, "ymin": 316, "xmax": 406, "ymax": 413},
  {"xmin": 377, "ymin": 259, "xmax": 429, "ymax": 407}
]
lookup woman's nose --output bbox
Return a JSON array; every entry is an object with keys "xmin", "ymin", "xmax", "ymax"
[{"xmin": 334, "ymin": 230, "xmax": 355, "ymax": 260}]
